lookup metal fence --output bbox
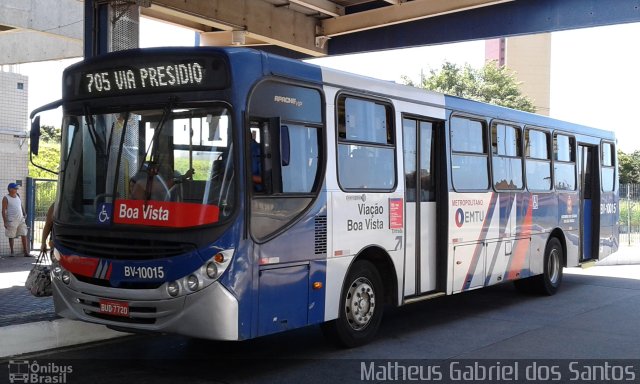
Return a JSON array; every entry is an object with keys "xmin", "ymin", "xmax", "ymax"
[
  {"xmin": 26, "ymin": 177, "xmax": 57, "ymax": 251},
  {"xmin": 619, "ymin": 183, "xmax": 640, "ymax": 246}
]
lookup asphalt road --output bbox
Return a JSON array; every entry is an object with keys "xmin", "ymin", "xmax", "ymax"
[{"xmin": 3, "ymin": 266, "xmax": 640, "ymax": 384}]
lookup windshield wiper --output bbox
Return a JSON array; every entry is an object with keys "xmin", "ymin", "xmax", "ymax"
[
  {"xmin": 82, "ymin": 104, "xmax": 107, "ymax": 158},
  {"xmin": 141, "ymin": 98, "xmax": 175, "ymax": 170},
  {"xmin": 138, "ymin": 99, "xmax": 175, "ymax": 201}
]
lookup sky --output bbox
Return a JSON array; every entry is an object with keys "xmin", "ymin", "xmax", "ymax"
[{"xmin": 13, "ymin": 18, "xmax": 640, "ymax": 153}]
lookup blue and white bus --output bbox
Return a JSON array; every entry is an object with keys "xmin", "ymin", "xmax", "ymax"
[{"xmin": 30, "ymin": 47, "xmax": 619, "ymax": 347}]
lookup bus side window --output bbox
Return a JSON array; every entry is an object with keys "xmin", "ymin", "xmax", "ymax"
[
  {"xmin": 525, "ymin": 128, "xmax": 552, "ymax": 191},
  {"xmin": 602, "ymin": 142, "xmax": 615, "ymax": 192},
  {"xmin": 336, "ymin": 95, "xmax": 396, "ymax": 191},
  {"xmin": 450, "ymin": 116, "xmax": 489, "ymax": 191},
  {"xmin": 553, "ymin": 133, "xmax": 576, "ymax": 191},
  {"xmin": 491, "ymin": 122, "xmax": 523, "ymax": 190}
]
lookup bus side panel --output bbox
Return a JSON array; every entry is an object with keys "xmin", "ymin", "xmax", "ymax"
[
  {"xmin": 529, "ymin": 193, "xmax": 558, "ymax": 275},
  {"xmin": 324, "ymin": 255, "xmax": 354, "ymax": 321},
  {"xmin": 252, "ymin": 191, "xmax": 328, "ymax": 337},
  {"xmin": 449, "ymin": 192, "xmax": 496, "ymax": 294},
  {"xmin": 598, "ymin": 190, "xmax": 619, "ymax": 259},
  {"xmin": 558, "ymin": 192, "xmax": 580, "ymax": 266},
  {"xmin": 499, "ymin": 192, "xmax": 531, "ymax": 283},
  {"xmin": 485, "ymin": 192, "xmax": 521, "ymax": 286},
  {"xmin": 326, "ymin": 191, "xmax": 405, "ymax": 317},
  {"xmin": 258, "ymin": 264, "xmax": 309, "ymax": 336}
]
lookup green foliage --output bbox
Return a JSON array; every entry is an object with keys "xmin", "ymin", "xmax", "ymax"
[
  {"xmin": 174, "ymin": 158, "xmax": 211, "ymax": 181},
  {"xmin": 40, "ymin": 125, "xmax": 61, "ymax": 143},
  {"xmin": 28, "ymin": 142, "xmax": 60, "ymax": 179},
  {"xmin": 403, "ymin": 61, "xmax": 536, "ymax": 113},
  {"xmin": 619, "ymin": 201, "xmax": 640, "ymax": 227},
  {"xmin": 618, "ymin": 149, "xmax": 640, "ymax": 184}
]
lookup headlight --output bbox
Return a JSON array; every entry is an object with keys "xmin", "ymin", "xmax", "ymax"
[
  {"xmin": 186, "ymin": 275, "xmax": 199, "ymax": 291},
  {"xmin": 164, "ymin": 249, "xmax": 234, "ymax": 298},
  {"xmin": 167, "ymin": 281, "xmax": 180, "ymax": 297},
  {"xmin": 52, "ymin": 266, "xmax": 62, "ymax": 278},
  {"xmin": 61, "ymin": 271, "xmax": 71, "ymax": 285},
  {"xmin": 205, "ymin": 262, "xmax": 218, "ymax": 279}
]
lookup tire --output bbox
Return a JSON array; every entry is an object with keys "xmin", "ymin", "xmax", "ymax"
[
  {"xmin": 321, "ymin": 260, "xmax": 384, "ymax": 348},
  {"xmin": 514, "ymin": 237, "xmax": 563, "ymax": 295},
  {"xmin": 539, "ymin": 237, "xmax": 564, "ymax": 295}
]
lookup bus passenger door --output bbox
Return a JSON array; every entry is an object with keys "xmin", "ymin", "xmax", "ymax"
[
  {"xmin": 577, "ymin": 144, "xmax": 600, "ymax": 262},
  {"xmin": 402, "ymin": 117, "xmax": 441, "ymax": 296}
]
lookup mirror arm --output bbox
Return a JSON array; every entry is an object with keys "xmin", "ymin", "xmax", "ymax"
[{"xmin": 30, "ymin": 99, "xmax": 62, "ymax": 119}]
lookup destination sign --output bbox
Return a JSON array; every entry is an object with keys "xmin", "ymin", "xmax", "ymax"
[
  {"xmin": 65, "ymin": 52, "xmax": 229, "ymax": 99},
  {"xmin": 83, "ymin": 62, "xmax": 205, "ymax": 94}
]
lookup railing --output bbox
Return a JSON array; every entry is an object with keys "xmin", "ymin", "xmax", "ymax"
[
  {"xmin": 26, "ymin": 177, "xmax": 57, "ymax": 251},
  {"xmin": 619, "ymin": 183, "xmax": 640, "ymax": 246}
]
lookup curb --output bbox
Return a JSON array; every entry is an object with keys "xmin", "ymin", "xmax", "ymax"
[{"xmin": 0, "ymin": 318, "xmax": 129, "ymax": 358}]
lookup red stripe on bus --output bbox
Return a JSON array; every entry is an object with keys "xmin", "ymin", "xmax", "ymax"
[
  {"xmin": 60, "ymin": 254, "xmax": 100, "ymax": 277},
  {"xmin": 507, "ymin": 196, "xmax": 533, "ymax": 280}
]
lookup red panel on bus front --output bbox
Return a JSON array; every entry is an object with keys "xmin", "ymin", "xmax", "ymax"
[{"xmin": 113, "ymin": 199, "xmax": 219, "ymax": 227}]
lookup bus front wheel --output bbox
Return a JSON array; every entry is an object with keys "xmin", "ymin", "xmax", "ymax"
[{"xmin": 321, "ymin": 260, "xmax": 384, "ymax": 348}]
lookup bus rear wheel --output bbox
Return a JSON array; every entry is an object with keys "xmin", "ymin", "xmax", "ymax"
[
  {"xmin": 514, "ymin": 237, "xmax": 563, "ymax": 295},
  {"xmin": 321, "ymin": 260, "xmax": 384, "ymax": 348}
]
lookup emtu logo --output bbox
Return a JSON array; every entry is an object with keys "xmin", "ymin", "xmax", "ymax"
[
  {"xmin": 455, "ymin": 208, "xmax": 465, "ymax": 228},
  {"xmin": 455, "ymin": 208, "xmax": 485, "ymax": 228}
]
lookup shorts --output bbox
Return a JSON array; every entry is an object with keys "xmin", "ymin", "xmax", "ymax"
[{"xmin": 5, "ymin": 220, "xmax": 27, "ymax": 238}]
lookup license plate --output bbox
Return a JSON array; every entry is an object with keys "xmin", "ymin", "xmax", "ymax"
[{"xmin": 99, "ymin": 299, "xmax": 129, "ymax": 317}]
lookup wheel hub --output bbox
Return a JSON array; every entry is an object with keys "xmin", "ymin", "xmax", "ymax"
[{"xmin": 345, "ymin": 277, "xmax": 375, "ymax": 330}]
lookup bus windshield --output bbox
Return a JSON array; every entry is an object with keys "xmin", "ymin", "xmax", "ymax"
[{"xmin": 58, "ymin": 104, "xmax": 235, "ymax": 227}]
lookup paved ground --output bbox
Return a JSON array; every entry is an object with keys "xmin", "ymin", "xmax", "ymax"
[
  {"xmin": 0, "ymin": 243, "xmax": 638, "ymax": 359},
  {"xmin": 3, "ymin": 261, "xmax": 640, "ymax": 384},
  {"xmin": 0, "ymin": 251, "xmax": 57, "ymax": 327}
]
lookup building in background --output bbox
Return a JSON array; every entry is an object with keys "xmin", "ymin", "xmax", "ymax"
[
  {"xmin": 486, "ymin": 34, "xmax": 551, "ymax": 116},
  {"xmin": 0, "ymin": 69, "xmax": 29, "ymax": 255}
]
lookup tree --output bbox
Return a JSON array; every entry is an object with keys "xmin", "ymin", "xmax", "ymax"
[
  {"xmin": 403, "ymin": 61, "xmax": 536, "ymax": 113},
  {"xmin": 40, "ymin": 125, "xmax": 61, "ymax": 143},
  {"xmin": 28, "ymin": 142, "xmax": 60, "ymax": 179},
  {"xmin": 618, "ymin": 149, "xmax": 640, "ymax": 184}
]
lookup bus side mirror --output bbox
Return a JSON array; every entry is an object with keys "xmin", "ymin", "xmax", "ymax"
[
  {"xmin": 29, "ymin": 98, "xmax": 62, "ymax": 176},
  {"xmin": 30, "ymin": 116, "xmax": 41, "ymax": 156}
]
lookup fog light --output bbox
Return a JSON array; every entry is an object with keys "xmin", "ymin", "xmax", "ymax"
[
  {"xmin": 205, "ymin": 262, "xmax": 218, "ymax": 279},
  {"xmin": 61, "ymin": 271, "xmax": 71, "ymax": 285},
  {"xmin": 186, "ymin": 275, "xmax": 199, "ymax": 291},
  {"xmin": 53, "ymin": 266, "xmax": 62, "ymax": 278},
  {"xmin": 167, "ymin": 281, "xmax": 180, "ymax": 297}
]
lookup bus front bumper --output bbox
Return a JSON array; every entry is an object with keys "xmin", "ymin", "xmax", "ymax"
[{"xmin": 52, "ymin": 277, "xmax": 239, "ymax": 341}]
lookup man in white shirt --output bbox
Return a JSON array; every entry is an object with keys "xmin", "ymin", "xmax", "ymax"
[{"xmin": 2, "ymin": 183, "xmax": 30, "ymax": 257}]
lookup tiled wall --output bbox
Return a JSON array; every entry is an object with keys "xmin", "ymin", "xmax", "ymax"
[{"xmin": 0, "ymin": 71, "xmax": 29, "ymax": 255}]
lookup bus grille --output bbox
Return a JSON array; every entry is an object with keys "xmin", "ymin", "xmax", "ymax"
[
  {"xmin": 314, "ymin": 215, "xmax": 327, "ymax": 255},
  {"xmin": 57, "ymin": 234, "xmax": 196, "ymax": 260}
]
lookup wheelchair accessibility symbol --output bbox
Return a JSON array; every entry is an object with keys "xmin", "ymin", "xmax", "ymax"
[{"xmin": 97, "ymin": 203, "xmax": 113, "ymax": 225}]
